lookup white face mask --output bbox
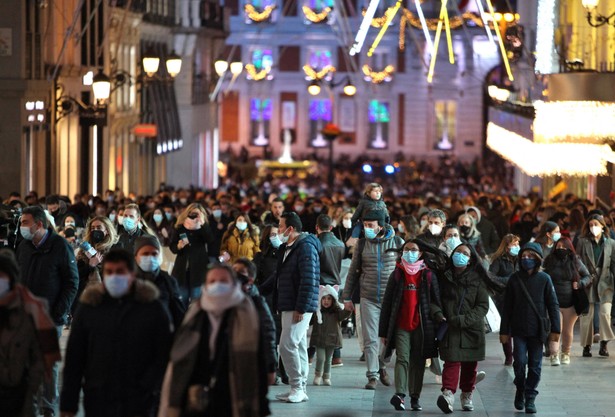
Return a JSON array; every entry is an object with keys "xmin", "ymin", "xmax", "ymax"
[
  {"xmin": 420, "ymin": 219, "xmax": 428, "ymax": 229},
  {"xmin": 0, "ymin": 277, "xmax": 10, "ymax": 297},
  {"xmin": 104, "ymin": 274, "xmax": 132, "ymax": 298},
  {"xmin": 205, "ymin": 281, "xmax": 234, "ymax": 297},
  {"xmin": 591, "ymin": 225, "xmax": 603, "ymax": 237},
  {"xmin": 398, "ymin": 224, "xmax": 405, "ymax": 233},
  {"xmin": 429, "ymin": 224, "xmax": 443, "ymax": 236},
  {"xmin": 278, "ymin": 229, "xmax": 290, "ymax": 244},
  {"xmin": 117, "ymin": 215, "xmax": 124, "ymax": 225},
  {"xmin": 236, "ymin": 221, "xmax": 248, "ymax": 231},
  {"xmin": 138, "ymin": 256, "xmax": 160, "ymax": 273},
  {"xmin": 342, "ymin": 219, "xmax": 352, "ymax": 229}
]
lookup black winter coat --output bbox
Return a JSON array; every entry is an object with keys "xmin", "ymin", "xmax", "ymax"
[
  {"xmin": 379, "ymin": 266, "xmax": 442, "ymax": 359},
  {"xmin": 112, "ymin": 226, "xmax": 150, "ymax": 255},
  {"xmin": 136, "ymin": 268, "xmax": 185, "ymax": 329},
  {"xmin": 16, "ymin": 228, "xmax": 79, "ymax": 325},
  {"xmin": 246, "ymin": 284, "xmax": 278, "ymax": 373},
  {"xmin": 543, "ymin": 254, "xmax": 591, "ymax": 308},
  {"xmin": 170, "ymin": 224, "xmax": 215, "ymax": 289},
  {"xmin": 488, "ymin": 254, "xmax": 517, "ymax": 311},
  {"xmin": 318, "ymin": 231, "xmax": 345, "ymax": 286},
  {"xmin": 274, "ymin": 233, "xmax": 322, "ymax": 313},
  {"xmin": 60, "ymin": 280, "xmax": 172, "ymax": 417}
]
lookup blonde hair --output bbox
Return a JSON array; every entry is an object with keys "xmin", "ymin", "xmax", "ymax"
[
  {"xmin": 364, "ymin": 183, "xmax": 383, "ymax": 195},
  {"xmin": 175, "ymin": 203, "xmax": 208, "ymax": 229},
  {"xmin": 457, "ymin": 213, "xmax": 481, "ymax": 238},
  {"xmin": 83, "ymin": 216, "xmax": 118, "ymax": 254}
]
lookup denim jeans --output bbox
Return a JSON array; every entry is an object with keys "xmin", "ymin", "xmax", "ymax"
[{"xmin": 513, "ymin": 336, "xmax": 543, "ymax": 399}]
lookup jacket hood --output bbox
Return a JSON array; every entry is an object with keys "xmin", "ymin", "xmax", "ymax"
[
  {"xmin": 80, "ymin": 279, "xmax": 160, "ymax": 306},
  {"xmin": 521, "ymin": 241, "xmax": 544, "ymax": 265},
  {"xmin": 466, "ymin": 206, "xmax": 482, "ymax": 223},
  {"xmin": 316, "ymin": 284, "xmax": 343, "ymax": 324}
]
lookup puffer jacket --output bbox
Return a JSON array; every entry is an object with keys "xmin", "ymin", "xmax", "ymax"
[
  {"xmin": 343, "ymin": 225, "xmax": 404, "ymax": 304},
  {"xmin": 274, "ymin": 233, "xmax": 322, "ymax": 313},
  {"xmin": 438, "ymin": 263, "xmax": 489, "ymax": 362},
  {"xmin": 543, "ymin": 254, "xmax": 591, "ymax": 308},
  {"xmin": 309, "ymin": 305, "xmax": 351, "ymax": 348},
  {"xmin": 220, "ymin": 224, "xmax": 260, "ymax": 262},
  {"xmin": 379, "ymin": 265, "xmax": 442, "ymax": 359}
]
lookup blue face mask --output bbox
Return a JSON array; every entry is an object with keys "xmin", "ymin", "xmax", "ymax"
[
  {"xmin": 364, "ymin": 228, "xmax": 378, "ymax": 239},
  {"xmin": 402, "ymin": 250, "xmax": 420, "ymax": 264},
  {"xmin": 452, "ymin": 252, "xmax": 470, "ymax": 267},
  {"xmin": 153, "ymin": 214, "xmax": 163, "ymax": 223},
  {"xmin": 509, "ymin": 245, "xmax": 520, "ymax": 256},
  {"xmin": 123, "ymin": 217, "xmax": 137, "ymax": 231},
  {"xmin": 165, "ymin": 212, "xmax": 173, "ymax": 221},
  {"xmin": 269, "ymin": 235, "xmax": 282, "ymax": 248},
  {"xmin": 138, "ymin": 255, "xmax": 160, "ymax": 273},
  {"xmin": 521, "ymin": 258, "xmax": 538, "ymax": 271},
  {"xmin": 552, "ymin": 232, "xmax": 561, "ymax": 242},
  {"xmin": 446, "ymin": 237, "xmax": 462, "ymax": 251},
  {"xmin": 205, "ymin": 282, "xmax": 234, "ymax": 297}
]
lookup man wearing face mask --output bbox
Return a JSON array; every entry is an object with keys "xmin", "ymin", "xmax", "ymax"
[
  {"xmin": 273, "ymin": 212, "xmax": 322, "ymax": 403},
  {"xmin": 342, "ymin": 209, "xmax": 404, "ymax": 390},
  {"xmin": 114, "ymin": 204, "xmax": 151, "ymax": 255},
  {"xmin": 45, "ymin": 194, "xmax": 67, "ymax": 226},
  {"xmin": 417, "ymin": 209, "xmax": 447, "ymax": 249},
  {"xmin": 134, "ymin": 235, "xmax": 185, "ymax": 330},
  {"xmin": 208, "ymin": 201, "xmax": 232, "ymax": 265},
  {"xmin": 16, "ymin": 205, "xmax": 79, "ymax": 417},
  {"xmin": 60, "ymin": 249, "xmax": 173, "ymax": 417}
]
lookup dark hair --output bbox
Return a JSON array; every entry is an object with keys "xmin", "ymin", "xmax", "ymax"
[
  {"xmin": 233, "ymin": 257, "xmax": 257, "ymax": 279},
  {"xmin": 206, "ymin": 263, "xmax": 238, "ymax": 284},
  {"xmin": 102, "ymin": 249, "xmax": 136, "ymax": 272},
  {"xmin": 45, "ymin": 194, "xmax": 60, "ymax": 205},
  {"xmin": 21, "ymin": 206, "xmax": 49, "ymax": 229},
  {"xmin": 316, "ymin": 214, "xmax": 333, "ymax": 231},
  {"xmin": 281, "ymin": 212, "xmax": 302, "ymax": 232},
  {"xmin": 544, "ymin": 236, "xmax": 579, "ymax": 282},
  {"xmin": 271, "ymin": 197, "xmax": 284, "ymax": 205},
  {"xmin": 534, "ymin": 221, "xmax": 559, "ymax": 244},
  {"xmin": 259, "ymin": 224, "xmax": 277, "ymax": 252}
]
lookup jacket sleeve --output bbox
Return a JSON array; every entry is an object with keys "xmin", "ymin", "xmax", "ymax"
[
  {"xmin": 351, "ymin": 200, "xmax": 365, "ymax": 225},
  {"xmin": 500, "ymin": 276, "xmax": 515, "ymax": 336},
  {"xmin": 220, "ymin": 231, "xmax": 230, "ymax": 255},
  {"xmin": 342, "ymin": 239, "xmax": 363, "ymax": 301},
  {"xmin": 169, "ymin": 229, "xmax": 182, "ymax": 255},
  {"xmin": 429, "ymin": 272, "xmax": 444, "ymax": 322},
  {"xmin": 60, "ymin": 306, "xmax": 89, "ymax": 413},
  {"xmin": 450, "ymin": 282, "xmax": 489, "ymax": 330},
  {"xmin": 545, "ymin": 277, "xmax": 561, "ymax": 334},
  {"xmin": 54, "ymin": 241, "xmax": 79, "ymax": 323},
  {"xmin": 294, "ymin": 244, "xmax": 320, "ymax": 314},
  {"xmin": 379, "ymin": 269, "xmax": 398, "ymax": 338},
  {"xmin": 575, "ymin": 256, "xmax": 592, "ymax": 289},
  {"xmin": 254, "ymin": 295, "xmax": 277, "ymax": 373}
]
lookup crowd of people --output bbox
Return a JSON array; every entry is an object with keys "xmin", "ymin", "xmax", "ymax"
[{"xmin": 0, "ymin": 175, "xmax": 614, "ymax": 416}]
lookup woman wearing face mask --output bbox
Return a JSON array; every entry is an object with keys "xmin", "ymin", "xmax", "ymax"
[
  {"xmin": 436, "ymin": 244, "xmax": 489, "ymax": 414},
  {"xmin": 0, "ymin": 250, "xmax": 60, "ymax": 417},
  {"xmin": 534, "ymin": 221, "xmax": 561, "ymax": 260},
  {"xmin": 542, "ymin": 237, "xmax": 590, "ymax": 366},
  {"xmin": 73, "ymin": 217, "xmax": 119, "ymax": 316},
  {"xmin": 397, "ymin": 215, "xmax": 420, "ymax": 241},
  {"xmin": 439, "ymin": 226, "xmax": 463, "ymax": 257},
  {"xmin": 170, "ymin": 203, "xmax": 215, "ymax": 304},
  {"xmin": 379, "ymin": 240, "xmax": 443, "ymax": 412},
  {"xmin": 159, "ymin": 265, "xmax": 272, "ymax": 417},
  {"xmin": 146, "ymin": 207, "xmax": 174, "ymax": 247},
  {"xmin": 576, "ymin": 214, "xmax": 615, "ymax": 358},
  {"xmin": 58, "ymin": 214, "xmax": 84, "ymax": 243},
  {"xmin": 456, "ymin": 214, "xmax": 487, "ymax": 261},
  {"xmin": 488, "ymin": 234, "xmax": 521, "ymax": 365},
  {"xmin": 220, "ymin": 214, "xmax": 260, "ymax": 264}
]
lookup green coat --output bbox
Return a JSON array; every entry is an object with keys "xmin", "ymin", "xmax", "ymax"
[
  {"xmin": 438, "ymin": 267, "xmax": 489, "ymax": 362},
  {"xmin": 310, "ymin": 306, "xmax": 352, "ymax": 348}
]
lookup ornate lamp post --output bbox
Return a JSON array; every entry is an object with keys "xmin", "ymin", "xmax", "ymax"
[{"xmin": 322, "ymin": 123, "xmax": 341, "ymax": 190}]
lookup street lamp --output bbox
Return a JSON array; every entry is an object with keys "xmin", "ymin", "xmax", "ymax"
[
  {"xmin": 307, "ymin": 75, "xmax": 356, "ymax": 97},
  {"xmin": 581, "ymin": 0, "xmax": 615, "ymax": 27},
  {"xmin": 307, "ymin": 80, "xmax": 321, "ymax": 96},
  {"xmin": 92, "ymin": 70, "xmax": 111, "ymax": 102}
]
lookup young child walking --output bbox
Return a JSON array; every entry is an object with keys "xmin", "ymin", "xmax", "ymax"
[
  {"xmin": 350, "ymin": 183, "xmax": 389, "ymax": 238},
  {"xmin": 310, "ymin": 285, "xmax": 351, "ymax": 386}
]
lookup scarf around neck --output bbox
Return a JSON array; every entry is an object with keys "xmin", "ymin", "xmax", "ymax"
[
  {"xmin": 199, "ymin": 283, "xmax": 245, "ymax": 316},
  {"xmin": 401, "ymin": 259, "xmax": 425, "ymax": 275}
]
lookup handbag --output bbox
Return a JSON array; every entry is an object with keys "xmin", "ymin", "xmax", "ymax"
[
  {"xmin": 517, "ymin": 277, "xmax": 550, "ymax": 340},
  {"xmin": 572, "ymin": 288, "xmax": 590, "ymax": 316},
  {"xmin": 437, "ymin": 288, "xmax": 467, "ymax": 342}
]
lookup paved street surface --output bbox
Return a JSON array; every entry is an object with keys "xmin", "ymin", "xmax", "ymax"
[{"xmin": 60, "ymin": 324, "xmax": 615, "ymax": 417}]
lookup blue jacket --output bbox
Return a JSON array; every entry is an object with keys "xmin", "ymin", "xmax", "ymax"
[{"xmin": 274, "ymin": 233, "xmax": 322, "ymax": 313}]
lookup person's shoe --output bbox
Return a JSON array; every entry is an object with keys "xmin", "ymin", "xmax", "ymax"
[
  {"xmin": 437, "ymin": 389, "xmax": 454, "ymax": 414},
  {"xmin": 525, "ymin": 397, "xmax": 537, "ymax": 414},
  {"xmin": 600, "ymin": 341, "xmax": 609, "ymax": 356},
  {"xmin": 583, "ymin": 345, "xmax": 592, "ymax": 357},
  {"xmin": 365, "ymin": 378, "xmax": 378, "ymax": 390},
  {"xmin": 514, "ymin": 390, "xmax": 525, "ymax": 411},
  {"xmin": 390, "ymin": 394, "xmax": 406, "ymax": 411},
  {"xmin": 313, "ymin": 373, "xmax": 322, "ymax": 386},
  {"xmin": 42, "ymin": 410, "xmax": 55, "ymax": 417},
  {"xmin": 331, "ymin": 357, "xmax": 343, "ymax": 367},
  {"xmin": 286, "ymin": 387, "xmax": 308, "ymax": 403},
  {"xmin": 461, "ymin": 392, "xmax": 474, "ymax": 411},
  {"xmin": 410, "ymin": 396, "xmax": 423, "ymax": 411},
  {"xmin": 560, "ymin": 352, "xmax": 571, "ymax": 365},
  {"xmin": 550, "ymin": 354, "xmax": 560, "ymax": 366},
  {"xmin": 323, "ymin": 373, "xmax": 331, "ymax": 386},
  {"xmin": 594, "ymin": 333, "xmax": 601, "ymax": 343},
  {"xmin": 359, "ymin": 352, "xmax": 365, "ymax": 361},
  {"xmin": 276, "ymin": 391, "xmax": 291, "ymax": 401},
  {"xmin": 379, "ymin": 369, "xmax": 391, "ymax": 386},
  {"xmin": 475, "ymin": 371, "xmax": 486, "ymax": 384}
]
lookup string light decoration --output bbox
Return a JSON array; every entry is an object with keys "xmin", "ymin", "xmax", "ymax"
[
  {"xmin": 302, "ymin": 5, "xmax": 332, "ymax": 23},
  {"xmin": 244, "ymin": 4, "xmax": 276, "ymax": 23},
  {"xmin": 363, "ymin": 7, "xmax": 493, "ymax": 30},
  {"xmin": 487, "ymin": 123, "xmax": 615, "ymax": 177},
  {"xmin": 368, "ymin": 0, "xmax": 403, "ymax": 57},
  {"xmin": 362, "ymin": 64, "xmax": 395, "ymax": 83},
  {"xmin": 533, "ymin": 101, "xmax": 615, "ymax": 145},
  {"xmin": 244, "ymin": 64, "xmax": 271, "ymax": 81},
  {"xmin": 303, "ymin": 64, "xmax": 336, "ymax": 81}
]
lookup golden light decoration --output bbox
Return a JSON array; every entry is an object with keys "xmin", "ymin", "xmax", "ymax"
[
  {"xmin": 303, "ymin": 64, "xmax": 336, "ymax": 81},
  {"xmin": 533, "ymin": 101, "xmax": 615, "ymax": 145},
  {"xmin": 368, "ymin": 0, "xmax": 403, "ymax": 57},
  {"xmin": 244, "ymin": 4, "xmax": 276, "ymax": 23},
  {"xmin": 487, "ymin": 123, "xmax": 615, "ymax": 177},
  {"xmin": 244, "ymin": 64, "xmax": 270, "ymax": 81},
  {"xmin": 302, "ymin": 5, "xmax": 332, "ymax": 23},
  {"xmin": 362, "ymin": 64, "xmax": 395, "ymax": 84},
  {"xmin": 362, "ymin": 6, "xmax": 399, "ymax": 27}
]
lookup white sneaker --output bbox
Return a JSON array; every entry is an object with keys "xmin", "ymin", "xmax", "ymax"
[
  {"xmin": 286, "ymin": 388, "xmax": 308, "ymax": 403},
  {"xmin": 276, "ymin": 392, "xmax": 291, "ymax": 401},
  {"xmin": 437, "ymin": 389, "xmax": 454, "ymax": 414},
  {"xmin": 475, "ymin": 371, "xmax": 486, "ymax": 384},
  {"xmin": 323, "ymin": 378, "xmax": 331, "ymax": 386},
  {"xmin": 461, "ymin": 392, "xmax": 474, "ymax": 411},
  {"xmin": 550, "ymin": 354, "xmax": 560, "ymax": 366},
  {"xmin": 313, "ymin": 375, "xmax": 322, "ymax": 386},
  {"xmin": 560, "ymin": 352, "xmax": 571, "ymax": 365}
]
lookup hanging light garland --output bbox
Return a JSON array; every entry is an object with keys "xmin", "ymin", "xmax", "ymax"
[
  {"xmin": 244, "ymin": 4, "xmax": 276, "ymax": 23},
  {"xmin": 362, "ymin": 64, "xmax": 395, "ymax": 84},
  {"xmin": 303, "ymin": 64, "xmax": 336, "ymax": 80},
  {"xmin": 244, "ymin": 64, "xmax": 271, "ymax": 81},
  {"xmin": 362, "ymin": 7, "xmax": 492, "ymax": 30},
  {"xmin": 302, "ymin": 5, "xmax": 332, "ymax": 23}
]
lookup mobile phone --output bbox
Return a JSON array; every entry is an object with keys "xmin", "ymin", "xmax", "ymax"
[{"xmin": 179, "ymin": 233, "xmax": 188, "ymax": 241}]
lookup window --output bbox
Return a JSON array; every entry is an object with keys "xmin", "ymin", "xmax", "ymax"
[
  {"xmin": 250, "ymin": 98, "xmax": 273, "ymax": 146},
  {"xmin": 308, "ymin": 99, "xmax": 332, "ymax": 148},
  {"xmin": 472, "ymin": 35, "xmax": 499, "ymax": 69},
  {"xmin": 307, "ymin": 48, "xmax": 334, "ymax": 71},
  {"xmin": 368, "ymin": 100, "xmax": 389, "ymax": 149},
  {"xmin": 434, "ymin": 100, "xmax": 457, "ymax": 150}
]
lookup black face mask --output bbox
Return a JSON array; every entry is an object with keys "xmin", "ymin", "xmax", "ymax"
[
  {"xmin": 460, "ymin": 225, "xmax": 471, "ymax": 236},
  {"xmin": 91, "ymin": 230, "xmax": 105, "ymax": 244},
  {"xmin": 554, "ymin": 248, "xmax": 570, "ymax": 259}
]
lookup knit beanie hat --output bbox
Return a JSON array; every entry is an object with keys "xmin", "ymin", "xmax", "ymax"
[
  {"xmin": 316, "ymin": 285, "xmax": 344, "ymax": 324},
  {"xmin": 363, "ymin": 209, "xmax": 386, "ymax": 226},
  {"xmin": 133, "ymin": 235, "xmax": 161, "ymax": 255}
]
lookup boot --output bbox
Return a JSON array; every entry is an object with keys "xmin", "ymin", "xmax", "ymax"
[
  {"xmin": 599, "ymin": 340, "xmax": 609, "ymax": 357},
  {"xmin": 313, "ymin": 371, "xmax": 322, "ymax": 386},
  {"xmin": 583, "ymin": 345, "xmax": 592, "ymax": 357},
  {"xmin": 525, "ymin": 397, "xmax": 537, "ymax": 414},
  {"xmin": 322, "ymin": 373, "xmax": 331, "ymax": 386},
  {"xmin": 514, "ymin": 390, "xmax": 525, "ymax": 410},
  {"xmin": 410, "ymin": 396, "xmax": 422, "ymax": 411}
]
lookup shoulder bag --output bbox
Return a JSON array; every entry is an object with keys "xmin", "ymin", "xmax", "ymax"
[
  {"xmin": 437, "ymin": 287, "xmax": 467, "ymax": 342},
  {"xmin": 516, "ymin": 277, "xmax": 550, "ymax": 340}
]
